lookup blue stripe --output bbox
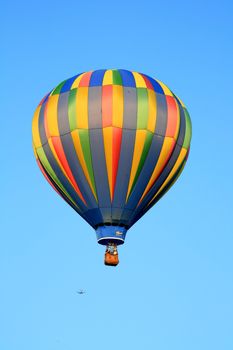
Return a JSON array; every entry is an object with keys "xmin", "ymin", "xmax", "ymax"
[
  {"xmin": 89, "ymin": 69, "xmax": 106, "ymax": 86},
  {"xmin": 60, "ymin": 74, "xmax": 82, "ymax": 93},
  {"xmin": 143, "ymin": 74, "xmax": 164, "ymax": 94},
  {"xmin": 118, "ymin": 69, "xmax": 136, "ymax": 87}
]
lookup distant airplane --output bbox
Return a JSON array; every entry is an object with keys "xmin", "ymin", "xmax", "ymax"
[{"xmin": 77, "ymin": 289, "xmax": 85, "ymax": 295}]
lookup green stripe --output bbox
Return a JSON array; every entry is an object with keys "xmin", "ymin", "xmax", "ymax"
[
  {"xmin": 78, "ymin": 129, "xmax": 97, "ymax": 197},
  {"xmin": 52, "ymin": 80, "xmax": 66, "ymax": 95},
  {"xmin": 37, "ymin": 147, "xmax": 79, "ymax": 209},
  {"xmin": 183, "ymin": 108, "xmax": 192, "ymax": 149},
  {"xmin": 137, "ymin": 88, "xmax": 149, "ymax": 129},
  {"xmin": 129, "ymin": 132, "xmax": 153, "ymax": 197},
  {"xmin": 112, "ymin": 70, "xmax": 123, "ymax": 85},
  {"xmin": 68, "ymin": 88, "xmax": 77, "ymax": 131}
]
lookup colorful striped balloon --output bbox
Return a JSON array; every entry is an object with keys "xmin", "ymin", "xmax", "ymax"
[{"xmin": 32, "ymin": 69, "xmax": 192, "ymax": 249}]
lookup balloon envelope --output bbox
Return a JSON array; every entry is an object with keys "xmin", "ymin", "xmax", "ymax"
[{"xmin": 32, "ymin": 69, "xmax": 192, "ymax": 245}]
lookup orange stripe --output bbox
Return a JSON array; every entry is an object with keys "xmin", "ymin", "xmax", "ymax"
[
  {"xmin": 102, "ymin": 85, "xmax": 113, "ymax": 127},
  {"xmin": 51, "ymin": 137, "xmax": 87, "ymax": 205},
  {"xmin": 112, "ymin": 85, "xmax": 123, "ymax": 128},
  {"xmin": 166, "ymin": 96, "xmax": 179, "ymax": 138},
  {"xmin": 79, "ymin": 71, "xmax": 92, "ymax": 87},
  {"xmin": 71, "ymin": 73, "xmax": 85, "ymax": 89}
]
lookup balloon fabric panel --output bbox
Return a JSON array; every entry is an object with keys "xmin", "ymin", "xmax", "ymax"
[{"xmin": 32, "ymin": 69, "xmax": 192, "ymax": 233}]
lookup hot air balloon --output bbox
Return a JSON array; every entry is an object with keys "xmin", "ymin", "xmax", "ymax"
[{"xmin": 32, "ymin": 69, "xmax": 192, "ymax": 266}]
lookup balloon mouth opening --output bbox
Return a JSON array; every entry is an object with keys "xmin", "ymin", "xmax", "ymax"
[
  {"xmin": 95, "ymin": 225, "xmax": 127, "ymax": 246},
  {"xmin": 98, "ymin": 237, "xmax": 125, "ymax": 245}
]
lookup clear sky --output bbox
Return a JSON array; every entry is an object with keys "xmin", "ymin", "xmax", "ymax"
[{"xmin": 1, "ymin": 0, "xmax": 233, "ymax": 349}]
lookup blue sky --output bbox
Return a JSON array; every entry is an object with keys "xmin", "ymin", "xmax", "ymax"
[{"xmin": 1, "ymin": 0, "xmax": 233, "ymax": 349}]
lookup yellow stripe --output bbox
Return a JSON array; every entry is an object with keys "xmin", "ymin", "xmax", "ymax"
[
  {"xmin": 156, "ymin": 78, "xmax": 186, "ymax": 107},
  {"xmin": 139, "ymin": 137, "xmax": 174, "ymax": 204},
  {"xmin": 103, "ymin": 127, "xmax": 113, "ymax": 200},
  {"xmin": 103, "ymin": 70, "xmax": 113, "ymax": 85},
  {"xmin": 71, "ymin": 73, "xmax": 85, "ymax": 89},
  {"xmin": 71, "ymin": 130, "xmax": 97, "ymax": 200},
  {"xmin": 126, "ymin": 130, "xmax": 147, "ymax": 200},
  {"xmin": 76, "ymin": 87, "xmax": 88, "ymax": 129},
  {"xmin": 132, "ymin": 72, "xmax": 147, "ymax": 88},
  {"xmin": 32, "ymin": 105, "xmax": 42, "ymax": 148},
  {"xmin": 46, "ymin": 95, "xmax": 60, "ymax": 136},
  {"xmin": 146, "ymin": 147, "xmax": 187, "ymax": 206},
  {"xmin": 147, "ymin": 89, "xmax": 157, "ymax": 132},
  {"xmin": 112, "ymin": 85, "xmax": 123, "ymax": 128},
  {"xmin": 156, "ymin": 79, "xmax": 173, "ymax": 96},
  {"xmin": 32, "ymin": 143, "xmax": 38, "ymax": 159}
]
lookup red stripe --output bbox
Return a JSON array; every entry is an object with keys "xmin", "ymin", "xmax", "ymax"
[
  {"xmin": 102, "ymin": 85, "xmax": 113, "ymax": 127},
  {"xmin": 79, "ymin": 71, "xmax": 92, "ymax": 87},
  {"xmin": 141, "ymin": 74, "xmax": 154, "ymax": 90},
  {"xmin": 51, "ymin": 137, "xmax": 87, "ymax": 205},
  {"xmin": 112, "ymin": 127, "xmax": 122, "ymax": 199},
  {"xmin": 166, "ymin": 96, "xmax": 179, "ymax": 137}
]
